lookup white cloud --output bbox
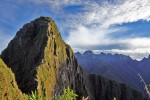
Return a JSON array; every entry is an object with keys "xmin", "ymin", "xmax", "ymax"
[
  {"xmin": 93, "ymin": 48, "xmax": 150, "ymax": 60},
  {"xmin": 120, "ymin": 38, "xmax": 150, "ymax": 49},
  {"xmin": 66, "ymin": 25, "xmax": 150, "ymax": 51},
  {"xmin": 65, "ymin": 25, "xmax": 128, "ymax": 49},
  {"xmin": 14, "ymin": 0, "xmax": 150, "ymax": 27},
  {"xmin": 51, "ymin": 0, "xmax": 149, "ymax": 29},
  {"xmin": 16, "ymin": 0, "xmax": 82, "ymax": 10},
  {"xmin": 99, "ymin": 0, "xmax": 150, "ymax": 27}
]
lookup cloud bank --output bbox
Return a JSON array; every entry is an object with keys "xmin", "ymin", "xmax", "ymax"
[
  {"xmin": 65, "ymin": 25, "xmax": 150, "ymax": 60},
  {"xmin": 15, "ymin": 0, "xmax": 150, "ymax": 27}
]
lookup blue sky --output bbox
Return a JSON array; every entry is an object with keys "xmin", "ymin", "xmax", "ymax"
[{"xmin": 1, "ymin": 0, "xmax": 150, "ymax": 60}]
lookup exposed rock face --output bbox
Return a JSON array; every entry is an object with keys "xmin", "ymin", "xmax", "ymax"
[
  {"xmin": 1, "ymin": 17, "xmax": 146, "ymax": 100},
  {"xmin": 89, "ymin": 74, "xmax": 145, "ymax": 100},
  {"xmin": 0, "ymin": 58, "xmax": 27, "ymax": 100}
]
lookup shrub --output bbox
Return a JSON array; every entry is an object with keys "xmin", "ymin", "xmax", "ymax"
[
  {"xmin": 28, "ymin": 87, "xmax": 77, "ymax": 100},
  {"xmin": 56, "ymin": 87, "xmax": 78, "ymax": 100},
  {"xmin": 28, "ymin": 91, "xmax": 46, "ymax": 100}
]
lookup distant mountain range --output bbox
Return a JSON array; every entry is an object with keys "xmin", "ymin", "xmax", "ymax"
[{"xmin": 75, "ymin": 51, "xmax": 150, "ymax": 95}]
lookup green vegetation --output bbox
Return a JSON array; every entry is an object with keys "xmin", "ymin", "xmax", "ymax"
[
  {"xmin": 0, "ymin": 58, "xmax": 28, "ymax": 100},
  {"xmin": 28, "ymin": 91, "xmax": 46, "ymax": 100},
  {"xmin": 56, "ymin": 87, "xmax": 78, "ymax": 100},
  {"xmin": 28, "ymin": 87, "xmax": 77, "ymax": 100},
  {"xmin": 28, "ymin": 91, "xmax": 38, "ymax": 100}
]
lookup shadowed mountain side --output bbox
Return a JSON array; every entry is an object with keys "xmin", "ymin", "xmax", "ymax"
[{"xmin": 89, "ymin": 74, "xmax": 145, "ymax": 100}]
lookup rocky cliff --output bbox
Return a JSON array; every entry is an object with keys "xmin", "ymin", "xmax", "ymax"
[
  {"xmin": 0, "ymin": 16, "xmax": 146, "ymax": 100},
  {"xmin": 89, "ymin": 74, "xmax": 145, "ymax": 100}
]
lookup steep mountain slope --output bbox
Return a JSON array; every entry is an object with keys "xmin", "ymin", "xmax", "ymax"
[
  {"xmin": 75, "ymin": 51, "xmax": 146, "ymax": 94},
  {"xmin": 0, "ymin": 58, "xmax": 27, "ymax": 100},
  {"xmin": 0, "ymin": 16, "xmax": 145, "ymax": 100}
]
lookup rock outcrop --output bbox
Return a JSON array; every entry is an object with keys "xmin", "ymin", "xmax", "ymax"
[
  {"xmin": 89, "ymin": 74, "xmax": 145, "ymax": 100},
  {"xmin": 1, "ymin": 16, "xmax": 146, "ymax": 100},
  {"xmin": 0, "ymin": 58, "xmax": 27, "ymax": 100}
]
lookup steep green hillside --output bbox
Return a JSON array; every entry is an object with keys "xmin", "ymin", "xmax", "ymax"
[{"xmin": 0, "ymin": 58, "xmax": 27, "ymax": 100}]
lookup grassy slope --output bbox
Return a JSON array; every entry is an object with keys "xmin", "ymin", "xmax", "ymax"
[{"xmin": 0, "ymin": 58, "xmax": 28, "ymax": 100}]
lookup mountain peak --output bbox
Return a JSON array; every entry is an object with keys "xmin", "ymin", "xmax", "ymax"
[
  {"xmin": 148, "ymin": 55, "xmax": 150, "ymax": 58},
  {"xmin": 83, "ymin": 50, "xmax": 94, "ymax": 55},
  {"xmin": 1, "ymin": 16, "xmax": 89, "ymax": 99},
  {"xmin": 1, "ymin": 16, "xmax": 67, "ymax": 94},
  {"xmin": 75, "ymin": 52, "xmax": 81, "ymax": 55},
  {"xmin": 100, "ymin": 52, "xmax": 106, "ymax": 55},
  {"xmin": 17, "ymin": 16, "xmax": 56, "ymax": 36},
  {"xmin": 36, "ymin": 16, "xmax": 52, "ymax": 21}
]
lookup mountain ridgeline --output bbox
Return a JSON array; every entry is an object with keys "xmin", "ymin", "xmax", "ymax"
[
  {"xmin": 75, "ymin": 51, "xmax": 150, "ymax": 96},
  {"xmin": 0, "ymin": 17, "xmax": 146, "ymax": 100}
]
